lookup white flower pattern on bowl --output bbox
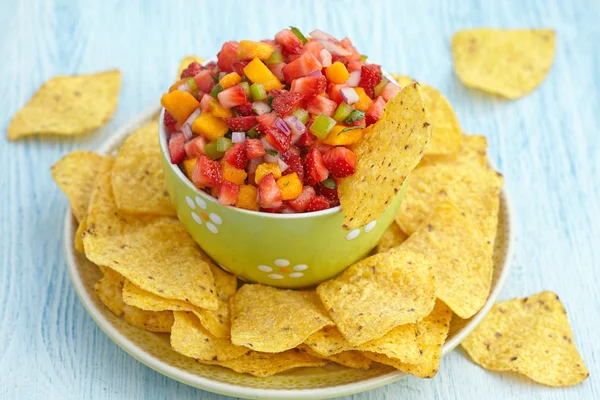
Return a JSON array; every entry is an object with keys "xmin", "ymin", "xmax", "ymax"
[
  {"xmin": 345, "ymin": 220, "xmax": 377, "ymax": 241},
  {"xmin": 257, "ymin": 260, "xmax": 309, "ymax": 280},
  {"xmin": 186, "ymin": 195, "xmax": 222, "ymax": 234}
]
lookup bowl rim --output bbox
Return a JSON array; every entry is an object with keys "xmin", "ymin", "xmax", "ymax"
[{"xmin": 66, "ymin": 102, "xmax": 514, "ymax": 399}]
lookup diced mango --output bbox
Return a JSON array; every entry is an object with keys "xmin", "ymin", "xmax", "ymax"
[
  {"xmin": 161, "ymin": 90, "xmax": 200, "ymax": 125},
  {"xmin": 222, "ymin": 161, "xmax": 248, "ymax": 185},
  {"xmin": 323, "ymin": 125, "xmax": 363, "ymax": 146},
  {"xmin": 205, "ymin": 96, "xmax": 233, "ymax": 118},
  {"xmin": 326, "ymin": 62, "xmax": 350, "ymax": 84},
  {"xmin": 181, "ymin": 158, "xmax": 197, "ymax": 180},
  {"xmin": 254, "ymin": 163, "xmax": 282, "ymax": 184},
  {"xmin": 243, "ymin": 58, "xmax": 284, "ymax": 91},
  {"xmin": 237, "ymin": 41, "xmax": 275, "ymax": 61},
  {"xmin": 191, "ymin": 112, "xmax": 229, "ymax": 141},
  {"xmin": 219, "ymin": 72, "xmax": 242, "ymax": 89},
  {"xmin": 236, "ymin": 184, "xmax": 260, "ymax": 211},
  {"xmin": 353, "ymin": 87, "xmax": 373, "ymax": 111},
  {"xmin": 276, "ymin": 173, "xmax": 303, "ymax": 200}
]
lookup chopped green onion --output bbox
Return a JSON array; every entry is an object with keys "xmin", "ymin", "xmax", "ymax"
[
  {"xmin": 239, "ymin": 81, "xmax": 251, "ymax": 97},
  {"xmin": 290, "ymin": 26, "xmax": 308, "ymax": 45},
  {"xmin": 322, "ymin": 177, "xmax": 336, "ymax": 189},
  {"xmin": 360, "ymin": 54, "xmax": 368, "ymax": 62},
  {"xmin": 332, "ymin": 102, "xmax": 353, "ymax": 122},
  {"xmin": 310, "ymin": 115, "xmax": 336, "ymax": 139},
  {"xmin": 211, "ymin": 74, "xmax": 220, "ymax": 83},
  {"xmin": 210, "ymin": 84, "xmax": 224, "ymax": 99},
  {"xmin": 374, "ymin": 78, "xmax": 389, "ymax": 97},
  {"xmin": 291, "ymin": 108, "xmax": 309, "ymax": 124},
  {"xmin": 340, "ymin": 126, "xmax": 364, "ymax": 133},
  {"xmin": 265, "ymin": 49, "xmax": 283, "ymax": 65},
  {"xmin": 344, "ymin": 109, "xmax": 365, "ymax": 124},
  {"xmin": 204, "ymin": 141, "xmax": 224, "ymax": 160},
  {"xmin": 247, "ymin": 126, "xmax": 260, "ymax": 138},
  {"xmin": 250, "ymin": 83, "xmax": 267, "ymax": 101},
  {"xmin": 265, "ymin": 149, "xmax": 278, "ymax": 156},
  {"xmin": 186, "ymin": 77, "xmax": 198, "ymax": 91},
  {"xmin": 216, "ymin": 137, "xmax": 233, "ymax": 152}
]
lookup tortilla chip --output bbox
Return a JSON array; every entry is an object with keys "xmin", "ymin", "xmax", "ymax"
[
  {"xmin": 111, "ymin": 119, "xmax": 176, "ymax": 216},
  {"xmin": 298, "ymin": 345, "xmax": 372, "ymax": 369},
  {"xmin": 98, "ymin": 265, "xmax": 125, "ymax": 284},
  {"xmin": 304, "ymin": 325, "xmax": 356, "ymax": 356},
  {"xmin": 358, "ymin": 323, "xmax": 422, "ymax": 364},
  {"xmin": 452, "ymin": 29, "xmax": 555, "ymax": 99},
  {"xmin": 376, "ymin": 222, "xmax": 409, "ymax": 253},
  {"xmin": 51, "ymin": 151, "xmax": 105, "ymax": 222},
  {"xmin": 178, "ymin": 56, "xmax": 205, "ymax": 78},
  {"xmin": 8, "ymin": 70, "xmax": 121, "ymax": 140},
  {"xmin": 338, "ymin": 83, "xmax": 431, "ymax": 229},
  {"xmin": 419, "ymin": 134, "xmax": 488, "ymax": 169},
  {"xmin": 95, "ymin": 274, "xmax": 173, "ymax": 333},
  {"xmin": 317, "ymin": 249, "xmax": 436, "ymax": 345},
  {"xmin": 170, "ymin": 311, "xmax": 249, "ymax": 361},
  {"xmin": 401, "ymin": 203, "xmax": 492, "ymax": 319},
  {"xmin": 199, "ymin": 348, "xmax": 327, "ymax": 377},
  {"xmin": 364, "ymin": 300, "xmax": 452, "ymax": 378},
  {"xmin": 209, "ymin": 264, "xmax": 238, "ymax": 301},
  {"xmin": 74, "ymin": 217, "xmax": 87, "ymax": 253},
  {"xmin": 230, "ymin": 284, "xmax": 333, "ymax": 352},
  {"xmin": 83, "ymin": 160, "xmax": 218, "ymax": 310},
  {"xmin": 461, "ymin": 291, "xmax": 589, "ymax": 387}
]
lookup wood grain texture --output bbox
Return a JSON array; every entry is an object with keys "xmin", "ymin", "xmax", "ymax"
[{"xmin": 1, "ymin": 0, "xmax": 598, "ymax": 399}]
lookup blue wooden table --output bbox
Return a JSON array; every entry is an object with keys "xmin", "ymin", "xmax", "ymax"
[{"xmin": 1, "ymin": 0, "xmax": 598, "ymax": 398}]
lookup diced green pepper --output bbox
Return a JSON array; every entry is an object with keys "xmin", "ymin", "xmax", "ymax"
[
  {"xmin": 290, "ymin": 26, "xmax": 308, "ymax": 45},
  {"xmin": 204, "ymin": 141, "xmax": 224, "ymax": 160},
  {"xmin": 210, "ymin": 83, "xmax": 224, "ymax": 99},
  {"xmin": 216, "ymin": 137, "xmax": 233, "ymax": 152},
  {"xmin": 239, "ymin": 81, "xmax": 251, "ymax": 97},
  {"xmin": 310, "ymin": 115, "xmax": 336, "ymax": 139},
  {"xmin": 250, "ymin": 83, "xmax": 267, "ymax": 101},
  {"xmin": 322, "ymin": 177, "xmax": 336, "ymax": 189},
  {"xmin": 344, "ymin": 109, "xmax": 365, "ymax": 124},
  {"xmin": 247, "ymin": 126, "xmax": 260, "ymax": 138},
  {"xmin": 291, "ymin": 108, "xmax": 309, "ymax": 124},
  {"xmin": 265, "ymin": 49, "xmax": 283, "ymax": 65},
  {"xmin": 332, "ymin": 102, "xmax": 353, "ymax": 122},
  {"xmin": 374, "ymin": 78, "xmax": 389, "ymax": 97}
]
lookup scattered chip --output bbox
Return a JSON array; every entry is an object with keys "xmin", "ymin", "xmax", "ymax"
[
  {"xmin": 170, "ymin": 311, "xmax": 249, "ymax": 361},
  {"xmin": 230, "ymin": 284, "xmax": 333, "ymax": 352},
  {"xmin": 363, "ymin": 300, "xmax": 452, "ymax": 378},
  {"xmin": 338, "ymin": 83, "xmax": 431, "ymax": 229},
  {"xmin": 375, "ymin": 222, "xmax": 409, "ymax": 253},
  {"xmin": 111, "ymin": 119, "xmax": 176, "ymax": 216},
  {"xmin": 178, "ymin": 56, "xmax": 205, "ymax": 78},
  {"xmin": 199, "ymin": 348, "xmax": 327, "ymax": 377},
  {"xmin": 461, "ymin": 291, "xmax": 589, "ymax": 387},
  {"xmin": 419, "ymin": 134, "xmax": 488, "ymax": 169},
  {"xmin": 8, "ymin": 70, "xmax": 121, "ymax": 140},
  {"xmin": 51, "ymin": 151, "xmax": 105, "ymax": 222},
  {"xmin": 392, "ymin": 75, "xmax": 462, "ymax": 155},
  {"xmin": 401, "ymin": 202, "xmax": 492, "ymax": 319},
  {"xmin": 298, "ymin": 345, "xmax": 372, "ymax": 369},
  {"xmin": 451, "ymin": 29, "xmax": 556, "ymax": 99},
  {"xmin": 317, "ymin": 250, "xmax": 436, "ymax": 345}
]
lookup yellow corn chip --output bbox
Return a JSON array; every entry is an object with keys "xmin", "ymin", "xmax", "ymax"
[
  {"xmin": 170, "ymin": 311, "xmax": 249, "ymax": 361},
  {"xmin": 317, "ymin": 250, "xmax": 436, "ymax": 345},
  {"xmin": 8, "ymin": 70, "xmax": 121, "ymax": 140},
  {"xmin": 178, "ymin": 56, "xmax": 205, "ymax": 78},
  {"xmin": 357, "ymin": 323, "xmax": 422, "ymax": 364},
  {"xmin": 51, "ymin": 151, "xmax": 105, "ymax": 222},
  {"xmin": 111, "ymin": 120, "xmax": 176, "ymax": 216},
  {"xmin": 375, "ymin": 222, "xmax": 409, "ymax": 253},
  {"xmin": 452, "ymin": 29, "xmax": 556, "ymax": 99},
  {"xmin": 402, "ymin": 203, "xmax": 491, "ymax": 319},
  {"xmin": 209, "ymin": 263, "xmax": 238, "ymax": 301},
  {"xmin": 392, "ymin": 75, "xmax": 462, "ymax": 155},
  {"xmin": 364, "ymin": 300, "xmax": 452, "ymax": 378},
  {"xmin": 98, "ymin": 265, "xmax": 125, "ymax": 285},
  {"xmin": 230, "ymin": 284, "xmax": 333, "ymax": 352},
  {"xmin": 461, "ymin": 291, "xmax": 589, "ymax": 387},
  {"xmin": 199, "ymin": 348, "xmax": 327, "ymax": 377},
  {"xmin": 338, "ymin": 83, "xmax": 431, "ymax": 229},
  {"xmin": 419, "ymin": 134, "xmax": 488, "ymax": 169},
  {"xmin": 297, "ymin": 345, "xmax": 372, "ymax": 369},
  {"xmin": 74, "ymin": 217, "xmax": 87, "ymax": 253},
  {"xmin": 304, "ymin": 325, "xmax": 356, "ymax": 356}
]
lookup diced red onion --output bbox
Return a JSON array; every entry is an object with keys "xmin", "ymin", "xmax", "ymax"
[
  {"xmin": 181, "ymin": 123, "xmax": 193, "ymax": 140},
  {"xmin": 316, "ymin": 39, "xmax": 351, "ymax": 56},
  {"xmin": 307, "ymin": 69, "xmax": 322, "ymax": 77},
  {"xmin": 274, "ymin": 118, "xmax": 291, "ymax": 136},
  {"xmin": 277, "ymin": 157, "xmax": 289, "ymax": 172},
  {"xmin": 184, "ymin": 108, "xmax": 201, "ymax": 127},
  {"xmin": 252, "ymin": 101, "xmax": 271, "ymax": 115},
  {"xmin": 310, "ymin": 29, "xmax": 335, "ymax": 41},
  {"xmin": 261, "ymin": 137, "xmax": 276, "ymax": 151},
  {"xmin": 177, "ymin": 82, "xmax": 191, "ymax": 92},
  {"xmin": 283, "ymin": 116, "xmax": 306, "ymax": 136},
  {"xmin": 320, "ymin": 49, "xmax": 332, "ymax": 67},
  {"xmin": 231, "ymin": 131, "xmax": 246, "ymax": 144},
  {"xmin": 347, "ymin": 70, "xmax": 361, "ymax": 87},
  {"xmin": 264, "ymin": 152, "xmax": 278, "ymax": 163},
  {"xmin": 340, "ymin": 87, "xmax": 359, "ymax": 105}
]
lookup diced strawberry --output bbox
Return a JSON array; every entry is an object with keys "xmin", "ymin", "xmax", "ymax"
[
  {"xmin": 217, "ymin": 41, "xmax": 239, "ymax": 72},
  {"xmin": 168, "ymin": 132, "xmax": 186, "ymax": 164},
  {"xmin": 296, "ymin": 130, "xmax": 316, "ymax": 147},
  {"xmin": 200, "ymin": 94, "xmax": 212, "ymax": 111},
  {"xmin": 366, "ymin": 96, "xmax": 386, "ymax": 125},
  {"xmin": 282, "ymin": 52, "xmax": 322, "ymax": 82},
  {"xmin": 327, "ymin": 83, "xmax": 346, "ymax": 104},
  {"xmin": 235, "ymin": 103, "xmax": 255, "ymax": 116},
  {"xmin": 282, "ymin": 153, "xmax": 304, "ymax": 182},
  {"xmin": 381, "ymin": 82, "xmax": 401, "ymax": 101},
  {"xmin": 306, "ymin": 95, "xmax": 337, "ymax": 117},
  {"xmin": 347, "ymin": 60, "xmax": 363, "ymax": 72},
  {"xmin": 261, "ymin": 39, "xmax": 278, "ymax": 47},
  {"xmin": 340, "ymin": 37, "xmax": 361, "ymax": 60},
  {"xmin": 258, "ymin": 173, "xmax": 282, "ymax": 208},
  {"xmin": 352, "ymin": 117, "xmax": 366, "ymax": 127},
  {"xmin": 261, "ymin": 205, "xmax": 286, "ymax": 213},
  {"xmin": 302, "ymin": 41, "xmax": 325, "ymax": 61},
  {"xmin": 245, "ymin": 138, "xmax": 265, "ymax": 159},
  {"xmin": 287, "ymin": 186, "xmax": 316, "ymax": 212},
  {"xmin": 306, "ymin": 195, "xmax": 330, "ymax": 212},
  {"xmin": 304, "ymin": 148, "xmax": 329, "ymax": 185},
  {"xmin": 164, "ymin": 111, "xmax": 177, "ymax": 134},
  {"xmin": 290, "ymin": 76, "xmax": 327, "ymax": 97},
  {"xmin": 267, "ymin": 63, "xmax": 286, "ymax": 82},
  {"xmin": 184, "ymin": 135, "xmax": 206, "ymax": 158},
  {"xmin": 256, "ymin": 113, "xmax": 278, "ymax": 132},
  {"xmin": 222, "ymin": 143, "xmax": 248, "ymax": 169},
  {"xmin": 264, "ymin": 126, "xmax": 291, "ymax": 153},
  {"xmin": 218, "ymin": 180, "xmax": 240, "ymax": 206},
  {"xmin": 192, "ymin": 155, "xmax": 223, "ymax": 188},
  {"xmin": 275, "ymin": 29, "xmax": 303, "ymax": 55},
  {"xmin": 271, "ymin": 91, "xmax": 304, "ymax": 116},
  {"xmin": 323, "ymin": 147, "xmax": 357, "ymax": 178},
  {"xmin": 282, "ymin": 145, "xmax": 301, "ymax": 159},
  {"xmin": 180, "ymin": 61, "xmax": 203, "ymax": 79},
  {"xmin": 231, "ymin": 60, "xmax": 249, "ymax": 77},
  {"xmin": 193, "ymin": 70, "xmax": 214, "ymax": 93},
  {"xmin": 224, "ymin": 116, "xmax": 257, "ymax": 132},
  {"xmin": 316, "ymin": 143, "xmax": 333, "ymax": 155},
  {"xmin": 217, "ymin": 85, "xmax": 248, "ymax": 109},
  {"xmin": 204, "ymin": 61, "xmax": 218, "ymax": 73},
  {"xmin": 317, "ymin": 182, "xmax": 340, "ymax": 207},
  {"xmin": 331, "ymin": 55, "xmax": 348, "ymax": 66},
  {"xmin": 358, "ymin": 64, "xmax": 382, "ymax": 98}
]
